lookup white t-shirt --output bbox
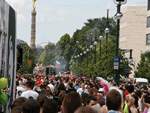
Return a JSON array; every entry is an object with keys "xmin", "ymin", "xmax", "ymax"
[
  {"xmin": 47, "ymin": 84, "xmax": 54, "ymax": 93},
  {"xmin": 77, "ymin": 88, "xmax": 89, "ymax": 96},
  {"xmin": 138, "ymin": 99, "xmax": 143, "ymax": 112},
  {"xmin": 16, "ymin": 86, "xmax": 25, "ymax": 99},
  {"xmin": 21, "ymin": 90, "xmax": 39, "ymax": 100},
  {"xmin": 64, "ymin": 83, "xmax": 68, "ymax": 90}
]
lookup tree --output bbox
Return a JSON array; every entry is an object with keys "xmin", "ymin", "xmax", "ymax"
[
  {"xmin": 55, "ymin": 34, "xmax": 72, "ymax": 71},
  {"xmin": 18, "ymin": 45, "xmax": 36, "ymax": 74},
  {"xmin": 39, "ymin": 42, "xmax": 56, "ymax": 67},
  {"xmin": 135, "ymin": 51, "xmax": 150, "ymax": 80}
]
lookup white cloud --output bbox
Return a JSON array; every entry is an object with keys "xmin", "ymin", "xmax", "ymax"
[
  {"xmin": 59, "ymin": 18, "xmax": 64, "ymax": 21},
  {"xmin": 40, "ymin": 18, "xmax": 44, "ymax": 21},
  {"xmin": 107, "ymin": 3, "xmax": 112, "ymax": 9},
  {"xmin": 48, "ymin": 17, "xmax": 53, "ymax": 21},
  {"xmin": 6, "ymin": 0, "xmax": 26, "ymax": 7},
  {"xmin": 17, "ymin": 14, "xmax": 26, "ymax": 24}
]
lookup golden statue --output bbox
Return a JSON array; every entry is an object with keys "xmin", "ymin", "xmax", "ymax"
[{"xmin": 32, "ymin": 0, "xmax": 37, "ymax": 9}]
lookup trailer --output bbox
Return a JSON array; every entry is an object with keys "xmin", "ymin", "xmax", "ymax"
[{"xmin": 0, "ymin": 0, "xmax": 16, "ymax": 113}]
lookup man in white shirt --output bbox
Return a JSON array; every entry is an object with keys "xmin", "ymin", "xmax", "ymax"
[
  {"xmin": 16, "ymin": 81, "xmax": 25, "ymax": 99},
  {"xmin": 77, "ymin": 83, "xmax": 89, "ymax": 96},
  {"xmin": 47, "ymin": 80, "xmax": 54, "ymax": 93},
  {"xmin": 21, "ymin": 80, "xmax": 39, "ymax": 100}
]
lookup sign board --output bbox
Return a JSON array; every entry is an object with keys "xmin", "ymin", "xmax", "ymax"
[
  {"xmin": 124, "ymin": 67, "xmax": 131, "ymax": 72},
  {"xmin": 114, "ymin": 66, "xmax": 119, "ymax": 70},
  {"xmin": 114, "ymin": 62, "xmax": 119, "ymax": 66},
  {"xmin": 113, "ymin": 0, "xmax": 127, "ymax": 4},
  {"xmin": 114, "ymin": 57, "xmax": 119, "ymax": 62}
]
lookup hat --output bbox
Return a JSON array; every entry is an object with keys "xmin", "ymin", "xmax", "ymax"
[{"xmin": 98, "ymin": 88, "xmax": 104, "ymax": 93}]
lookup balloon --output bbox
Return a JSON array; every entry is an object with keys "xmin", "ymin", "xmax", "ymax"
[{"xmin": 0, "ymin": 78, "xmax": 8, "ymax": 89}]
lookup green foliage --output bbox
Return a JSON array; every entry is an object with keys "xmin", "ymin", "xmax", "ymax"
[
  {"xmin": 135, "ymin": 52, "xmax": 150, "ymax": 80},
  {"xmin": 39, "ymin": 42, "xmax": 56, "ymax": 67},
  {"xmin": 55, "ymin": 34, "xmax": 72, "ymax": 71},
  {"xmin": 18, "ymin": 45, "xmax": 36, "ymax": 74}
]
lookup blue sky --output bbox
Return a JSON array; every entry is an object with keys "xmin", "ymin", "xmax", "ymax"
[{"xmin": 6, "ymin": 0, "xmax": 147, "ymax": 47}]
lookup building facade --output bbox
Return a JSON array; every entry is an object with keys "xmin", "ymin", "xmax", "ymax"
[
  {"xmin": 120, "ymin": 6, "xmax": 147, "ymax": 78},
  {"xmin": 146, "ymin": 0, "xmax": 150, "ymax": 50}
]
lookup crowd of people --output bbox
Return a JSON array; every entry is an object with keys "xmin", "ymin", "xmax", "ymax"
[{"xmin": 5, "ymin": 74, "xmax": 150, "ymax": 113}]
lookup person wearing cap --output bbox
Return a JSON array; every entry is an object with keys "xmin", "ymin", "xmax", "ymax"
[{"xmin": 98, "ymin": 87, "xmax": 106, "ymax": 106}]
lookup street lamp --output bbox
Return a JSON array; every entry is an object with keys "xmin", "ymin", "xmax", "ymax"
[
  {"xmin": 114, "ymin": 3, "xmax": 123, "ymax": 85},
  {"xmin": 105, "ymin": 9, "xmax": 109, "ymax": 55},
  {"xmin": 86, "ymin": 37, "xmax": 90, "ymax": 67},
  {"xmin": 99, "ymin": 30, "xmax": 103, "ymax": 60},
  {"xmin": 94, "ymin": 27, "xmax": 97, "ymax": 64},
  {"xmin": 76, "ymin": 41, "xmax": 80, "ymax": 76}
]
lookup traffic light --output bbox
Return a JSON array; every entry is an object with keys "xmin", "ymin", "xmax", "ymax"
[{"xmin": 17, "ymin": 45, "xmax": 23, "ymax": 70}]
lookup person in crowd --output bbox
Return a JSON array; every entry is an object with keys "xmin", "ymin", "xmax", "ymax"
[
  {"xmin": 98, "ymin": 87, "xmax": 106, "ymax": 106},
  {"xmin": 77, "ymin": 83, "xmax": 89, "ymax": 96},
  {"xmin": 22, "ymin": 99, "xmax": 40, "ymax": 113},
  {"xmin": 75, "ymin": 82, "xmax": 80, "ymax": 91},
  {"xmin": 42, "ymin": 99, "xmax": 58, "ymax": 113},
  {"xmin": 86, "ymin": 96, "xmax": 97, "ymax": 107},
  {"xmin": 47, "ymin": 79, "xmax": 54, "ymax": 94},
  {"xmin": 91, "ymin": 103, "xmax": 103, "ymax": 113},
  {"xmin": 126, "ymin": 85, "xmax": 135, "ymax": 98},
  {"xmin": 57, "ymin": 82, "xmax": 66, "ymax": 93},
  {"xmin": 45, "ymin": 85, "xmax": 54, "ymax": 99},
  {"xmin": 16, "ymin": 81, "xmax": 25, "ymax": 99},
  {"xmin": 74, "ymin": 106, "xmax": 98, "ymax": 113},
  {"xmin": 64, "ymin": 79, "xmax": 68, "ymax": 90},
  {"xmin": 11, "ymin": 97, "xmax": 27, "ymax": 110},
  {"xmin": 58, "ymin": 90, "xmax": 66, "ymax": 111},
  {"xmin": 135, "ymin": 90, "xmax": 143, "ymax": 113},
  {"xmin": 20, "ymin": 80, "xmax": 39, "ymax": 100},
  {"xmin": 130, "ymin": 94, "xmax": 139, "ymax": 113},
  {"xmin": 97, "ymin": 93, "xmax": 104, "ymax": 107},
  {"xmin": 37, "ymin": 95, "xmax": 48, "ymax": 113},
  {"xmin": 66, "ymin": 81, "xmax": 76, "ymax": 94},
  {"xmin": 120, "ymin": 88, "xmax": 134, "ymax": 113},
  {"xmin": 81, "ymin": 93, "xmax": 89, "ymax": 106},
  {"xmin": 141, "ymin": 92, "xmax": 150, "ymax": 113},
  {"xmin": 11, "ymin": 106, "xmax": 22, "ymax": 113},
  {"xmin": 89, "ymin": 88, "xmax": 98, "ymax": 97},
  {"xmin": 106, "ymin": 89, "xmax": 122, "ymax": 113},
  {"xmin": 62, "ymin": 91, "xmax": 82, "ymax": 113}
]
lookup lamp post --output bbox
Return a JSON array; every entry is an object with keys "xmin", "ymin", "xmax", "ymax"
[
  {"xmin": 105, "ymin": 9, "xmax": 109, "ymax": 55},
  {"xmin": 114, "ymin": 3, "xmax": 123, "ymax": 85},
  {"xmin": 94, "ymin": 28, "xmax": 97, "ymax": 64},
  {"xmin": 86, "ymin": 37, "xmax": 90, "ymax": 67},
  {"xmin": 99, "ymin": 30, "xmax": 103, "ymax": 60},
  {"xmin": 83, "ymin": 41, "xmax": 87, "ymax": 65},
  {"xmin": 90, "ymin": 33, "xmax": 93, "ymax": 64},
  {"xmin": 76, "ymin": 41, "xmax": 79, "ymax": 77},
  {"xmin": 90, "ymin": 33, "xmax": 93, "ymax": 78}
]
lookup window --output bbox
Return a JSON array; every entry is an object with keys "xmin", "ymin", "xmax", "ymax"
[
  {"xmin": 148, "ymin": 0, "xmax": 150, "ymax": 10},
  {"xmin": 146, "ymin": 34, "xmax": 150, "ymax": 45},
  {"xmin": 147, "ymin": 17, "xmax": 150, "ymax": 28}
]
